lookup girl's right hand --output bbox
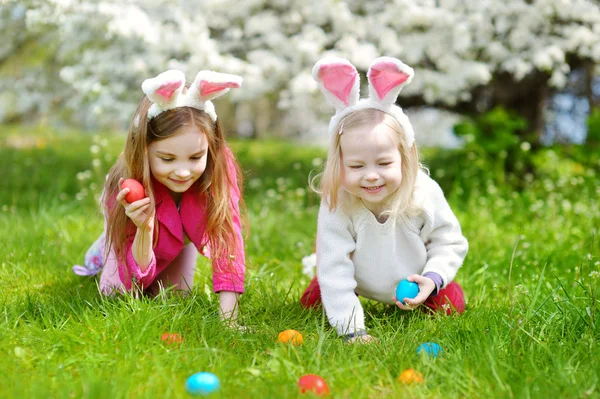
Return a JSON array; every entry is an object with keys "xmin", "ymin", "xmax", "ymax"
[{"xmin": 117, "ymin": 178, "xmax": 154, "ymax": 230}]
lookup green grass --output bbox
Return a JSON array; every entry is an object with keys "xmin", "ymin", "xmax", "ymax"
[{"xmin": 1, "ymin": 126, "xmax": 599, "ymax": 398}]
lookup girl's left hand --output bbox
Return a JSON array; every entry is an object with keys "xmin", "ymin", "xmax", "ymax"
[{"xmin": 394, "ymin": 274, "xmax": 436, "ymax": 310}]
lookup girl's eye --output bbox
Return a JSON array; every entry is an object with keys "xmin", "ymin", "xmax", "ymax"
[
  {"xmin": 349, "ymin": 165, "xmax": 362, "ymax": 169},
  {"xmin": 190, "ymin": 156, "xmax": 202, "ymax": 160},
  {"xmin": 379, "ymin": 162, "xmax": 392, "ymax": 166},
  {"xmin": 160, "ymin": 158, "xmax": 174, "ymax": 162}
]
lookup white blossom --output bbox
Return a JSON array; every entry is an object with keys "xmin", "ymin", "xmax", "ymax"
[
  {"xmin": 1, "ymin": 0, "xmax": 599, "ymax": 136},
  {"xmin": 301, "ymin": 253, "xmax": 317, "ymax": 278}
]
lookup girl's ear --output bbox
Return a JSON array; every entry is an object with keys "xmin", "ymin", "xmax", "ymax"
[
  {"xmin": 367, "ymin": 57, "xmax": 414, "ymax": 106},
  {"xmin": 141, "ymin": 70, "xmax": 186, "ymax": 109},
  {"xmin": 188, "ymin": 71, "xmax": 243, "ymax": 103},
  {"xmin": 312, "ymin": 57, "xmax": 360, "ymax": 111}
]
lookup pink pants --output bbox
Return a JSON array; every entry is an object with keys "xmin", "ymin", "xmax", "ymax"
[{"xmin": 76, "ymin": 233, "xmax": 198, "ymax": 296}]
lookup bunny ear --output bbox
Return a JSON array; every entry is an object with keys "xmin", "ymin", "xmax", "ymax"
[
  {"xmin": 367, "ymin": 57, "xmax": 414, "ymax": 105},
  {"xmin": 189, "ymin": 71, "xmax": 242, "ymax": 103},
  {"xmin": 312, "ymin": 57, "xmax": 360, "ymax": 110},
  {"xmin": 141, "ymin": 70, "xmax": 186, "ymax": 109}
]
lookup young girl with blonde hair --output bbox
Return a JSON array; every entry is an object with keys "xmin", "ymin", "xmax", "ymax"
[
  {"xmin": 301, "ymin": 57, "xmax": 468, "ymax": 343},
  {"xmin": 73, "ymin": 69, "xmax": 246, "ymax": 323}
]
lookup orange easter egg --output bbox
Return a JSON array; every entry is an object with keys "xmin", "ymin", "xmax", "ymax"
[
  {"xmin": 277, "ymin": 329, "xmax": 304, "ymax": 345},
  {"xmin": 398, "ymin": 368, "xmax": 425, "ymax": 384}
]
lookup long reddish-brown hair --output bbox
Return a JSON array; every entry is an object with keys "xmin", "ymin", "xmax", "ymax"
[{"xmin": 104, "ymin": 95, "xmax": 246, "ymax": 266}]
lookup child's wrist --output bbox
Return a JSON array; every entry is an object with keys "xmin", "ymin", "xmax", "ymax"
[
  {"xmin": 137, "ymin": 224, "xmax": 153, "ymax": 234},
  {"xmin": 422, "ymin": 272, "xmax": 443, "ymax": 296}
]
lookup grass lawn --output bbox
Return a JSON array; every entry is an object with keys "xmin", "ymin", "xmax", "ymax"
[{"xmin": 0, "ymin": 126, "xmax": 599, "ymax": 398}]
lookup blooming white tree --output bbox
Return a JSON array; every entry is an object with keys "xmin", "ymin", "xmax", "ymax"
[
  {"xmin": 2, "ymin": 0, "xmax": 599, "ymax": 141},
  {"xmin": 1, "ymin": 0, "xmax": 259, "ymax": 129}
]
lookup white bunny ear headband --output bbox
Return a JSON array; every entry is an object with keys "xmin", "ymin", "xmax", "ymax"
[
  {"xmin": 141, "ymin": 69, "xmax": 242, "ymax": 121},
  {"xmin": 312, "ymin": 56, "xmax": 416, "ymax": 147}
]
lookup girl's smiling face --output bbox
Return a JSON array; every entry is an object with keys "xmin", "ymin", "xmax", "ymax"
[
  {"xmin": 340, "ymin": 121, "xmax": 403, "ymax": 215},
  {"xmin": 148, "ymin": 126, "xmax": 209, "ymax": 197}
]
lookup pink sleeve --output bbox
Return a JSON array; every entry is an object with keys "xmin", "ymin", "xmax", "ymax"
[
  {"xmin": 103, "ymin": 192, "xmax": 158, "ymax": 291},
  {"xmin": 211, "ymin": 147, "xmax": 246, "ymax": 293},
  {"xmin": 122, "ymin": 237, "xmax": 157, "ymax": 290}
]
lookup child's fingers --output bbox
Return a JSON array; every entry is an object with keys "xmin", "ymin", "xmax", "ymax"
[
  {"xmin": 407, "ymin": 274, "xmax": 426, "ymax": 284},
  {"xmin": 116, "ymin": 188, "xmax": 130, "ymax": 204},
  {"xmin": 125, "ymin": 197, "xmax": 150, "ymax": 212},
  {"xmin": 393, "ymin": 296, "xmax": 406, "ymax": 309},
  {"xmin": 128, "ymin": 197, "xmax": 151, "ymax": 208},
  {"xmin": 406, "ymin": 274, "xmax": 435, "ymax": 296},
  {"xmin": 395, "ymin": 300, "xmax": 414, "ymax": 310},
  {"xmin": 404, "ymin": 290, "xmax": 431, "ymax": 306},
  {"xmin": 361, "ymin": 335, "xmax": 379, "ymax": 344},
  {"xmin": 125, "ymin": 205, "xmax": 149, "ymax": 223},
  {"xmin": 127, "ymin": 203, "xmax": 150, "ymax": 218},
  {"xmin": 405, "ymin": 293, "xmax": 428, "ymax": 306},
  {"xmin": 395, "ymin": 288, "xmax": 425, "ymax": 310},
  {"xmin": 348, "ymin": 334, "xmax": 378, "ymax": 345}
]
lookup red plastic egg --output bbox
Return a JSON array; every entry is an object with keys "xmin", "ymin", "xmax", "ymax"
[
  {"xmin": 121, "ymin": 179, "xmax": 146, "ymax": 203},
  {"xmin": 298, "ymin": 374, "xmax": 330, "ymax": 396},
  {"xmin": 161, "ymin": 332, "xmax": 183, "ymax": 346}
]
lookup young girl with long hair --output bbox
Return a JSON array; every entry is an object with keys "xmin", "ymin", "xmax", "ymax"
[{"xmin": 73, "ymin": 70, "xmax": 246, "ymax": 323}]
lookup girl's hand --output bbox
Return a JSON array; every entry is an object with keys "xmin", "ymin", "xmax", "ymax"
[
  {"xmin": 347, "ymin": 334, "xmax": 379, "ymax": 345},
  {"xmin": 223, "ymin": 321, "xmax": 252, "ymax": 333},
  {"xmin": 117, "ymin": 178, "xmax": 154, "ymax": 230},
  {"xmin": 219, "ymin": 291, "xmax": 240, "ymax": 323},
  {"xmin": 395, "ymin": 274, "xmax": 436, "ymax": 310}
]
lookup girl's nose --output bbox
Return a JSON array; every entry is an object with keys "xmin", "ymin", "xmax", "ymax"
[
  {"xmin": 175, "ymin": 169, "xmax": 191, "ymax": 178},
  {"xmin": 365, "ymin": 172, "xmax": 379, "ymax": 181}
]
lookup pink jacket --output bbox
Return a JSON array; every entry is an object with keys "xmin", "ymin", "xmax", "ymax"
[{"xmin": 113, "ymin": 149, "xmax": 245, "ymax": 293}]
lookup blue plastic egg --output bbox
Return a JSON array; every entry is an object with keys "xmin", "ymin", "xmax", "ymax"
[
  {"xmin": 417, "ymin": 342, "xmax": 442, "ymax": 358},
  {"xmin": 395, "ymin": 279, "xmax": 419, "ymax": 304},
  {"xmin": 185, "ymin": 372, "xmax": 220, "ymax": 396}
]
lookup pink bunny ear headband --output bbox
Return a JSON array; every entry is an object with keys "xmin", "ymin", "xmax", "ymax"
[
  {"xmin": 312, "ymin": 56, "xmax": 416, "ymax": 147},
  {"xmin": 141, "ymin": 69, "xmax": 242, "ymax": 121}
]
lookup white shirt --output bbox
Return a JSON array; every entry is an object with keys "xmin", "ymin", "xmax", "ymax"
[{"xmin": 316, "ymin": 171, "xmax": 468, "ymax": 335}]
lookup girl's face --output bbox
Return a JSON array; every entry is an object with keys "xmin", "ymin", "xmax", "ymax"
[
  {"xmin": 148, "ymin": 126, "xmax": 209, "ymax": 196},
  {"xmin": 340, "ymin": 122, "xmax": 402, "ymax": 215}
]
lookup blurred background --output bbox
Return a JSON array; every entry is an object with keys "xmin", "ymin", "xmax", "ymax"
[{"xmin": 2, "ymin": 0, "xmax": 600, "ymax": 148}]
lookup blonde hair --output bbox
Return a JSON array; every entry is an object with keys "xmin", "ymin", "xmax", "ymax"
[
  {"xmin": 310, "ymin": 108, "xmax": 423, "ymax": 217},
  {"xmin": 104, "ymin": 95, "xmax": 246, "ymax": 268}
]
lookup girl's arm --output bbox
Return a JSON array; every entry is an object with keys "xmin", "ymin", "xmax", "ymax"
[
  {"xmin": 109, "ymin": 181, "xmax": 158, "ymax": 289},
  {"xmin": 218, "ymin": 291, "xmax": 240, "ymax": 323},
  {"xmin": 131, "ymin": 224, "xmax": 154, "ymax": 270},
  {"xmin": 121, "ymin": 228, "xmax": 157, "ymax": 289},
  {"xmin": 316, "ymin": 202, "xmax": 366, "ymax": 337},
  {"xmin": 419, "ymin": 178, "xmax": 468, "ymax": 288}
]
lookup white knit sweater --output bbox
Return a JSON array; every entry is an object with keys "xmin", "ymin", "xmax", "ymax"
[{"xmin": 316, "ymin": 171, "xmax": 468, "ymax": 336}]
